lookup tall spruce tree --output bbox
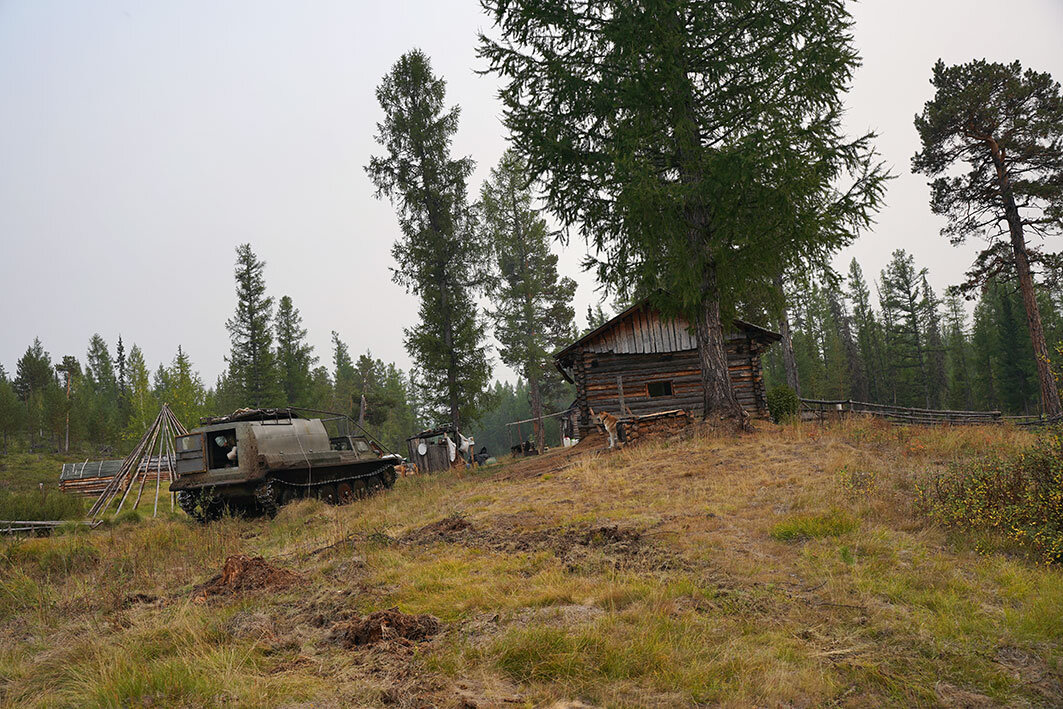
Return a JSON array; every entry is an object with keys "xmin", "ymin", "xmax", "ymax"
[
  {"xmin": 919, "ymin": 276, "xmax": 948, "ymax": 409},
  {"xmin": 479, "ymin": 150, "xmax": 577, "ymax": 452},
  {"xmin": 846, "ymin": 259, "xmax": 888, "ymax": 402},
  {"xmin": 367, "ymin": 50, "xmax": 492, "ymax": 431},
  {"xmin": 225, "ymin": 244, "xmax": 278, "ymax": 408},
  {"xmin": 480, "ymin": 0, "xmax": 887, "ymax": 422},
  {"xmin": 331, "ymin": 331, "xmax": 357, "ymax": 416},
  {"xmin": 913, "ymin": 59, "xmax": 1063, "ymax": 415},
  {"xmin": 879, "ymin": 251, "xmax": 929, "ymax": 407},
  {"xmin": 774, "ymin": 275, "xmax": 802, "ymax": 396},
  {"xmin": 156, "ymin": 346, "xmax": 206, "ymax": 428},
  {"xmin": 274, "ymin": 295, "xmax": 317, "ymax": 407},
  {"xmin": 0, "ymin": 376, "xmax": 18, "ymax": 450},
  {"xmin": 943, "ymin": 291, "xmax": 975, "ymax": 410},
  {"xmin": 123, "ymin": 344, "xmax": 156, "ymax": 444}
]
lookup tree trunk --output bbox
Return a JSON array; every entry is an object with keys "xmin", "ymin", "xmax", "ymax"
[
  {"xmin": 528, "ymin": 372, "xmax": 544, "ymax": 454},
  {"xmin": 989, "ymin": 138, "xmax": 1062, "ymax": 416},
  {"xmin": 695, "ymin": 263, "xmax": 745, "ymax": 423},
  {"xmin": 774, "ymin": 275, "xmax": 801, "ymax": 396}
]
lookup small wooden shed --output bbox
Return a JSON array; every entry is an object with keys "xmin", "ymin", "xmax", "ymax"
[
  {"xmin": 406, "ymin": 426, "xmax": 458, "ymax": 474},
  {"xmin": 554, "ymin": 298, "xmax": 781, "ymax": 436}
]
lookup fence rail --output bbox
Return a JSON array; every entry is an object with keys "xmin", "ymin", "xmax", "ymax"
[{"xmin": 799, "ymin": 398, "xmax": 1006, "ymax": 426}]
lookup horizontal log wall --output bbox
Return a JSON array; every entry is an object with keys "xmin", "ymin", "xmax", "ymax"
[{"xmin": 577, "ymin": 339, "xmax": 768, "ymax": 436}]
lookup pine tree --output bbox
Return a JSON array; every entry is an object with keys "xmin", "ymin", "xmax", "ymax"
[
  {"xmin": 943, "ymin": 290, "xmax": 975, "ymax": 409},
  {"xmin": 826, "ymin": 287, "xmax": 867, "ymax": 401},
  {"xmin": 123, "ymin": 345, "xmax": 156, "ymax": 445},
  {"xmin": 480, "ymin": 0, "xmax": 887, "ymax": 421},
  {"xmin": 913, "ymin": 59, "xmax": 1063, "ymax": 415},
  {"xmin": 479, "ymin": 150, "xmax": 577, "ymax": 452},
  {"xmin": 307, "ymin": 366, "xmax": 333, "ymax": 412},
  {"xmin": 331, "ymin": 331, "xmax": 357, "ymax": 416},
  {"xmin": 846, "ymin": 260, "xmax": 889, "ymax": 402},
  {"xmin": 115, "ymin": 336, "xmax": 127, "ymax": 396},
  {"xmin": 367, "ymin": 50, "xmax": 492, "ymax": 431},
  {"xmin": 0, "ymin": 376, "xmax": 19, "ymax": 450},
  {"xmin": 970, "ymin": 298, "xmax": 1000, "ymax": 410},
  {"xmin": 879, "ymin": 251, "xmax": 930, "ymax": 407},
  {"xmin": 13, "ymin": 338, "xmax": 53, "ymax": 402},
  {"xmin": 157, "ymin": 346, "xmax": 206, "ymax": 428},
  {"xmin": 274, "ymin": 295, "xmax": 317, "ymax": 407},
  {"xmin": 774, "ymin": 275, "xmax": 802, "ymax": 396},
  {"xmin": 225, "ymin": 244, "xmax": 279, "ymax": 407},
  {"xmin": 583, "ymin": 304, "xmax": 609, "ymax": 335},
  {"xmin": 919, "ymin": 276, "xmax": 948, "ymax": 409}
]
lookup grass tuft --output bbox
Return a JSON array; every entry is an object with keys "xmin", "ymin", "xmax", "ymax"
[{"xmin": 770, "ymin": 511, "xmax": 858, "ymax": 541}]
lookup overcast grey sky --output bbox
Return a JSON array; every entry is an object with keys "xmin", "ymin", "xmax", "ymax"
[{"xmin": 1, "ymin": 0, "xmax": 1062, "ymax": 383}]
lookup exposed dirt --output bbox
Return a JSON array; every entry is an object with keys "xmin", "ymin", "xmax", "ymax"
[
  {"xmin": 193, "ymin": 555, "xmax": 300, "ymax": 601},
  {"xmin": 492, "ymin": 432, "xmax": 607, "ymax": 480},
  {"xmin": 328, "ymin": 607, "xmax": 440, "ymax": 649},
  {"xmin": 403, "ymin": 515, "xmax": 684, "ymax": 572}
]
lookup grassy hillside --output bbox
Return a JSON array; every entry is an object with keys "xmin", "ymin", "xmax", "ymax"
[
  {"xmin": 0, "ymin": 419, "xmax": 1060, "ymax": 707},
  {"xmin": 0, "ymin": 452, "xmax": 87, "ymax": 521}
]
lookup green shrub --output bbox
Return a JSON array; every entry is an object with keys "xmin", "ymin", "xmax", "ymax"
[
  {"xmin": 770, "ymin": 511, "xmax": 857, "ymax": 541},
  {"xmin": 766, "ymin": 385, "xmax": 800, "ymax": 423},
  {"xmin": 918, "ymin": 429, "xmax": 1063, "ymax": 564}
]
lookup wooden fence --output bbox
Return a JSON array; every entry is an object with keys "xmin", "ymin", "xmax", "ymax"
[{"xmin": 799, "ymin": 399, "xmax": 1004, "ymax": 426}]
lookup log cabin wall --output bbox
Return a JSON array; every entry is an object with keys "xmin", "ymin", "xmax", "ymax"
[
  {"xmin": 556, "ymin": 300, "xmax": 778, "ymax": 438},
  {"xmin": 576, "ymin": 338, "xmax": 767, "ymax": 436}
]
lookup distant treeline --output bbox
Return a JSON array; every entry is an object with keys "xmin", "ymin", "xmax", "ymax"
[
  {"xmin": 0, "ymin": 240, "xmax": 577, "ymax": 458},
  {"xmin": 763, "ymin": 250, "xmax": 1063, "ymax": 415}
]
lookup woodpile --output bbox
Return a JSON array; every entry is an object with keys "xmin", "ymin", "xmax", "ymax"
[
  {"xmin": 619, "ymin": 409, "xmax": 693, "ymax": 445},
  {"xmin": 59, "ymin": 457, "xmax": 171, "ymax": 496}
]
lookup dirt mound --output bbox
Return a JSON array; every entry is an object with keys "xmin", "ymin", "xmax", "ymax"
[
  {"xmin": 409, "ymin": 514, "xmax": 472, "ymax": 543},
  {"xmin": 328, "ymin": 607, "xmax": 440, "ymax": 648},
  {"xmin": 193, "ymin": 555, "xmax": 300, "ymax": 600},
  {"xmin": 581, "ymin": 525, "xmax": 640, "ymax": 547}
]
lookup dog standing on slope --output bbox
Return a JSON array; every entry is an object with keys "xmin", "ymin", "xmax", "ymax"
[{"xmin": 591, "ymin": 408, "xmax": 621, "ymax": 449}]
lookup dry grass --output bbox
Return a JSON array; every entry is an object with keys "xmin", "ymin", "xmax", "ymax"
[{"xmin": 0, "ymin": 417, "xmax": 1060, "ymax": 707}]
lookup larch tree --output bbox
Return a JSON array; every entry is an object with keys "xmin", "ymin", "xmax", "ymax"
[
  {"xmin": 331, "ymin": 331, "xmax": 357, "ymax": 416},
  {"xmin": 918, "ymin": 276, "xmax": 948, "ymax": 409},
  {"xmin": 913, "ymin": 59, "xmax": 1063, "ymax": 415},
  {"xmin": 0, "ymin": 373, "xmax": 19, "ymax": 450},
  {"xmin": 879, "ymin": 250, "xmax": 929, "ymax": 407},
  {"xmin": 367, "ymin": 49, "xmax": 492, "ymax": 432},
  {"xmin": 157, "ymin": 346, "xmax": 206, "ymax": 428},
  {"xmin": 943, "ymin": 290, "xmax": 975, "ymax": 410},
  {"xmin": 846, "ymin": 259, "xmax": 888, "ymax": 402},
  {"xmin": 225, "ymin": 244, "xmax": 278, "ymax": 408},
  {"xmin": 274, "ymin": 295, "xmax": 317, "ymax": 407},
  {"xmin": 479, "ymin": 150, "xmax": 577, "ymax": 452},
  {"xmin": 123, "ymin": 344, "xmax": 156, "ymax": 445},
  {"xmin": 479, "ymin": 0, "xmax": 887, "ymax": 422},
  {"xmin": 773, "ymin": 275, "xmax": 802, "ymax": 396}
]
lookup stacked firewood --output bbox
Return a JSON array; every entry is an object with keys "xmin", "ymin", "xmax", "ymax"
[{"xmin": 619, "ymin": 409, "xmax": 693, "ymax": 445}]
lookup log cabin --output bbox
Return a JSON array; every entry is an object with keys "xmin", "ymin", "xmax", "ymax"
[{"xmin": 554, "ymin": 298, "xmax": 781, "ymax": 436}]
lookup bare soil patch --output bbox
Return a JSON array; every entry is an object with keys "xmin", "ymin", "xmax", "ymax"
[
  {"xmin": 328, "ymin": 607, "xmax": 440, "ymax": 649},
  {"xmin": 193, "ymin": 555, "xmax": 300, "ymax": 601},
  {"xmin": 403, "ymin": 515, "xmax": 684, "ymax": 571}
]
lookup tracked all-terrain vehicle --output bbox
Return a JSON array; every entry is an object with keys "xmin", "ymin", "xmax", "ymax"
[{"xmin": 171, "ymin": 408, "xmax": 400, "ymax": 521}]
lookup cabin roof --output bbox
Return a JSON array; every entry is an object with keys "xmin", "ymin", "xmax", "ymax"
[{"xmin": 554, "ymin": 296, "xmax": 781, "ymax": 363}]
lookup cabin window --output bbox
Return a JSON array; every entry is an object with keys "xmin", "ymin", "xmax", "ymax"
[{"xmin": 647, "ymin": 381, "xmax": 673, "ymax": 398}]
